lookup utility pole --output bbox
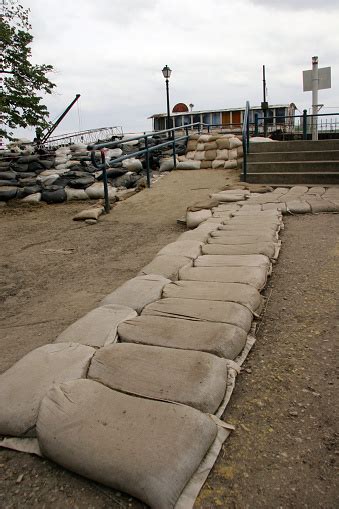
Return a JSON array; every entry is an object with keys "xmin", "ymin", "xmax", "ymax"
[
  {"xmin": 312, "ymin": 56, "xmax": 319, "ymax": 141},
  {"xmin": 261, "ymin": 65, "xmax": 268, "ymax": 138}
]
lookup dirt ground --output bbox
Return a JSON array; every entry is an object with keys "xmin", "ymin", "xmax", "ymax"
[{"xmin": 0, "ymin": 169, "xmax": 338, "ymax": 508}]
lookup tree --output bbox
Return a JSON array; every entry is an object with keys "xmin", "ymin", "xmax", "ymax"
[{"xmin": 0, "ymin": 0, "xmax": 56, "ymax": 140}]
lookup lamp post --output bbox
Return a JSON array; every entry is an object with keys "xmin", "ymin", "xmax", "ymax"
[{"xmin": 162, "ymin": 65, "xmax": 172, "ymax": 136}]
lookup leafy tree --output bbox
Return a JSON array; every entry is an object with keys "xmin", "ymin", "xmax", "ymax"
[{"xmin": 0, "ymin": 0, "xmax": 56, "ymax": 140}]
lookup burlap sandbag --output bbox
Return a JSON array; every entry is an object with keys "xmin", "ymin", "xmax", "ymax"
[
  {"xmin": 227, "ymin": 216, "xmax": 283, "ymax": 227},
  {"xmin": 208, "ymin": 234, "xmax": 278, "ymax": 246},
  {"xmin": 194, "ymin": 151, "xmax": 205, "ymax": 161},
  {"xmin": 212, "ymin": 203, "xmax": 240, "ymax": 212},
  {"xmin": 163, "ymin": 280, "xmax": 262, "ymax": 315},
  {"xmin": 187, "ymin": 198, "xmax": 219, "ymax": 212},
  {"xmin": 179, "ymin": 265, "xmax": 268, "ymax": 290},
  {"xmin": 0, "ymin": 343, "xmax": 95, "ymax": 437},
  {"xmin": 205, "ymin": 150, "xmax": 217, "ymax": 161},
  {"xmin": 216, "ymin": 149, "xmax": 229, "ymax": 160},
  {"xmin": 178, "ymin": 229, "xmax": 212, "ymax": 242},
  {"xmin": 142, "ymin": 298, "xmax": 253, "ymax": 332},
  {"xmin": 286, "ymin": 200, "xmax": 311, "ymax": 214},
  {"xmin": 36, "ymin": 380, "xmax": 220, "ymax": 509},
  {"xmin": 186, "ymin": 151, "xmax": 195, "ymax": 160},
  {"xmin": 305, "ymin": 198, "xmax": 339, "ymax": 213},
  {"xmin": 176, "ymin": 161, "xmax": 201, "ymax": 170},
  {"xmin": 200, "ymin": 160, "xmax": 212, "ymax": 169},
  {"xmin": 88, "ymin": 343, "xmax": 229, "ymax": 414},
  {"xmin": 202, "ymin": 241, "xmax": 281, "ymax": 260},
  {"xmin": 101, "ymin": 274, "xmax": 170, "ymax": 314},
  {"xmin": 212, "ymin": 160, "xmax": 225, "ymax": 169},
  {"xmin": 118, "ymin": 315, "xmax": 247, "ymax": 359},
  {"xmin": 199, "ymin": 135, "xmax": 217, "ymax": 142},
  {"xmin": 224, "ymin": 160, "xmax": 238, "ymax": 169},
  {"xmin": 56, "ymin": 305, "xmax": 137, "ymax": 347},
  {"xmin": 186, "ymin": 209, "xmax": 212, "ymax": 228},
  {"xmin": 157, "ymin": 240, "xmax": 203, "ymax": 259},
  {"xmin": 306, "ymin": 186, "xmax": 325, "ymax": 196},
  {"xmin": 210, "ymin": 191, "xmax": 249, "ymax": 202},
  {"xmin": 228, "ymin": 149, "xmax": 238, "ymax": 160},
  {"xmin": 262, "ymin": 202, "xmax": 287, "ymax": 213},
  {"xmin": 212, "ymin": 211, "xmax": 233, "ymax": 220},
  {"xmin": 229, "ymin": 137, "xmax": 242, "ymax": 149},
  {"xmin": 204, "ymin": 142, "xmax": 218, "ymax": 151},
  {"xmin": 186, "ymin": 140, "xmax": 198, "ymax": 152},
  {"xmin": 139, "ymin": 255, "xmax": 193, "ymax": 280},
  {"xmin": 218, "ymin": 224, "xmax": 280, "ymax": 233},
  {"xmin": 210, "ymin": 230, "xmax": 278, "ymax": 242},
  {"xmin": 73, "ymin": 207, "xmax": 104, "ymax": 221},
  {"xmin": 216, "ymin": 138, "xmax": 231, "ymax": 150},
  {"xmin": 194, "ymin": 254, "xmax": 271, "ymax": 271},
  {"xmin": 196, "ymin": 143, "xmax": 205, "ymax": 151}
]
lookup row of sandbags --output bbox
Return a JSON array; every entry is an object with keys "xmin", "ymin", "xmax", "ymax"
[
  {"xmin": 175, "ymin": 133, "xmax": 244, "ymax": 170},
  {"xmin": 0, "ymin": 192, "xmax": 284, "ymax": 508}
]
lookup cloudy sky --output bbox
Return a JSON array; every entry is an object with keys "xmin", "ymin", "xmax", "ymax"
[{"xmin": 14, "ymin": 0, "xmax": 339, "ymax": 138}]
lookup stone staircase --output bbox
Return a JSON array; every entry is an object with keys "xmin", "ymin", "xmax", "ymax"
[{"xmin": 243, "ymin": 139, "xmax": 339, "ymax": 185}]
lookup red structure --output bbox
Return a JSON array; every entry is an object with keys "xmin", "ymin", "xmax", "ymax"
[{"xmin": 172, "ymin": 103, "xmax": 189, "ymax": 113}]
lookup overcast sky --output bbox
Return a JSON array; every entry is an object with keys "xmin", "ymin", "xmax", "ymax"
[{"xmin": 15, "ymin": 0, "xmax": 339, "ymax": 138}]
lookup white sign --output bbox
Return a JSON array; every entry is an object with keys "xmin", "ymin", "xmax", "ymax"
[{"xmin": 303, "ymin": 66, "xmax": 331, "ymax": 92}]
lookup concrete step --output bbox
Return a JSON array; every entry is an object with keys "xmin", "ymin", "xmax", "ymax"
[
  {"xmin": 250, "ymin": 139, "xmax": 339, "ymax": 153},
  {"xmin": 248, "ymin": 150, "xmax": 339, "ymax": 163},
  {"xmin": 241, "ymin": 172, "xmax": 339, "ymax": 185},
  {"xmin": 247, "ymin": 161, "xmax": 339, "ymax": 173}
]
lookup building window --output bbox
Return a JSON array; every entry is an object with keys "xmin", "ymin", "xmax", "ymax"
[
  {"xmin": 275, "ymin": 107, "xmax": 286, "ymax": 125},
  {"xmin": 175, "ymin": 116, "xmax": 182, "ymax": 128},
  {"xmin": 202, "ymin": 113, "xmax": 211, "ymax": 125}
]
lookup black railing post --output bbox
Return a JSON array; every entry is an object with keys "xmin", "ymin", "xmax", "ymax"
[
  {"xmin": 100, "ymin": 150, "xmax": 110, "ymax": 214},
  {"xmin": 172, "ymin": 131, "xmax": 177, "ymax": 169},
  {"xmin": 303, "ymin": 109, "xmax": 308, "ymax": 140},
  {"xmin": 145, "ymin": 136, "xmax": 151, "ymax": 188}
]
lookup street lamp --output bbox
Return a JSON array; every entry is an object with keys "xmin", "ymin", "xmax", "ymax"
[{"xmin": 162, "ymin": 65, "xmax": 172, "ymax": 135}]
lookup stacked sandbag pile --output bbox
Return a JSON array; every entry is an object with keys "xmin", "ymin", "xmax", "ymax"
[
  {"xmin": 176, "ymin": 133, "xmax": 244, "ymax": 170},
  {"xmin": 0, "ymin": 141, "xmax": 147, "ymax": 204}
]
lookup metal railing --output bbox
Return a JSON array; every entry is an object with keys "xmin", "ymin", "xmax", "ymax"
[
  {"xmin": 241, "ymin": 101, "xmax": 250, "ymax": 182},
  {"xmin": 40, "ymin": 126, "xmax": 124, "ymax": 149},
  {"xmin": 88, "ymin": 122, "xmax": 203, "ymax": 213}
]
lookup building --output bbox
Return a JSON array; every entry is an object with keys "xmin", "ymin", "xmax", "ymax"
[{"xmin": 149, "ymin": 103, "xmax": 297, "ymax": 131}]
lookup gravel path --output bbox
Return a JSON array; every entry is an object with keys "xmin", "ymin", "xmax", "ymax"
[{"xmin": 0, "ymin": 170, "xmax": 338, "ymax": 508}]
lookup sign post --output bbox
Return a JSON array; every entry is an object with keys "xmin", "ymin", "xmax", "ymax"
[{"xmin": 303, "ymin": 57, "xmax": 331, "ymax": 141}]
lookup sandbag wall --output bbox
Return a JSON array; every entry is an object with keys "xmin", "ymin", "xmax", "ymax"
[
  {"xmin": 0, "ymin": 135, "xmax": 186, "ymax": 204},
  {"xmin": 176, "ymin": 133, "xmax": 243, "ymax": 170},
  {"xmin": 0, "ymin": 186, "xmax": 285, "ymax": 508}
]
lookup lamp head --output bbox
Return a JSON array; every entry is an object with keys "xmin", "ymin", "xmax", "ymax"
[{"xmin": 162, "ymin": 65, "xmax": 172, "ymax": 79}]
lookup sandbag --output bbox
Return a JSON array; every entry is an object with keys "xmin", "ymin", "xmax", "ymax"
[
  {"xmin": 187, "ymin": 198, "xmax": 219, "ymax": 212},
  {"xmin": 216, "ymin": 138, "xmax": 231, "ymax": 150},
  {"xmin": 228, "ymin": 149, "xmax": 238, "ymax": 160},
  {"xmin": 157, "ymin": 240, "xmax": 202, "ymax": 259},
  {"xmin": 159, "ymin": 158, "xmax": 177, "ymax": 172},
  {"xmin": 218, "ymin": 223, "xmax": 280, "ymax": 233},
  {"xmin": 101, "ymin": 274, "xmax": 170, "ymax": 314},
  {"xmin": 176, "ymin": 161, "xmax": 201, "ymax": 170},
  {"xmin": 212, "ymin": 211, "xmax": 233, "ymax": 220},
  {"xmin": 85, "ymin": 183, "xmax": 116, "ymax": 200},
  {"xmin": 305, "ymin": 198, "xmax": 339, "ymax": 213},
  {"xmin": 73, "ymin": 207, "xmax": 103, "ymax": 221},
  {"xmin": 179, "ymin": 265, "xmax": 268, "ymax": 290},
  {"xmin": 0, "ymin": 343, "xmax": 94, "ymax": 437},
  {"xmin": 178, "ymin": 229, "xmax": 211, "ymax": 243},
  {"xmin": 216, "ymin": 149, "xmax": 229, "ymax": 160},
  {"xmin": 65, "ymin": 187, "xmax": 88, "ymax": 201},
  {"xmin": 122, "ymin": 158, "xmax": 143, "ymax": 172},
  {"xmin": 224, "ymin": 160, "xmax": 238, "ymax": 169},
  {"xmin": 142, "ymin": 298, "xmax": 253, "ymax": 332},
  {"xmin": 55, "ymin": 305, "xmax": 137, "ymax": 347},
  {"xmin": 229, "ymin": 137, "xmax": 242, "ymax": 149},
  {"xmin": 210, "ymin": 191, "xmax": 249, "ymax": 202},
  {"xmin": 204, "ymin": 142, "xmax": 217, "ymax": 151},
  {"xmin": 41, "ymin": 189, "xmax": 66, "ymax": 203},
  {"xmin": 200, "ymin": 160, "xmax": 212, "ymax": 169},
  {"xmin": 37, "ymin": 380, "xmax": 222, "ymax": 509},
  {"xmin": 118, "ymin": 315, "xmax": 247, "ymax": 359},
  {"xmin": 306, "ymin": 186, "xmax": 325, "ymax": 196},
  {"xmin": 0, "ymin": 186, "xmax": 17, "ymax": 201},
  {"xmin": 194, "ymin": 151, "xmax": 205, "ymax": 161},
  {"xmin": 194, "ymin": 254, "xmax": 271, "ymax": 271},
  {"xmin": 202, "ymin": 241, "xmax": 281, "ymax": 260},
  {"xmin": 88, "ymin": 343, "xmax": 229, "ymax": 414},
  {"xmin": 185, "ymin": 151, "xmax": 195, "ymax": 160},
  {"xmin": 198, "ymin": 135, "xmax": 216, "ymax": 142},
  {"xmin": 186, "ymin": 139, "xmax": 198, "ymax": 152},
  {"xmin": 262, "ymin": 202, "xmax": 287, "ymax": 213},
  {"xmin": 186, "ymin": 209, "xmax": 212, "ymax": 228},
  {"xmin": 286, "ymin": 200, "xmax": 311, "ymax": 214},
  {"xmin": 212, "ymin": 160, "xmax": 225, "ymax": 169},
  {"xmin": 21, "ymin": 192, "xmax": 41, "ymax": 203},
  {"xmin": 210, "ymin": 231, "xmax": 278, "ymax": 242},
  {"xmin": 163, "ymin": 280, "xmax": 263, "ymax": 315},
  {"xmin": 139, "ymin": 255, "xmax": 193, "ymax": 280},
  {"xmin": 205, "ymin": 150, "xmax": 217, "ymax": 161}
]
